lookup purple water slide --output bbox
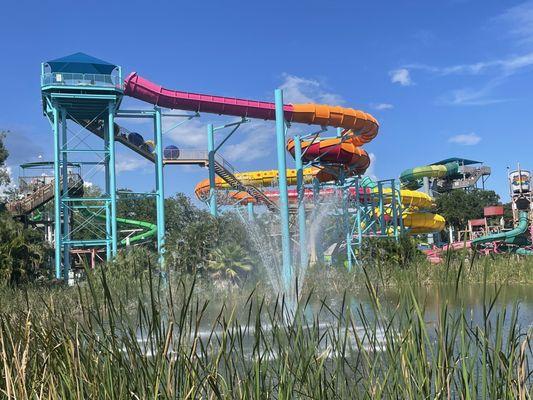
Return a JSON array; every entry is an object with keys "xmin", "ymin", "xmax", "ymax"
[{"xmin": 124, "ymin": 72, "xmax": 295, "ymax": 120}]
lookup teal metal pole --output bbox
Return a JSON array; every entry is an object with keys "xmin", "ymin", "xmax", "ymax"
[
  {"xmin": 154, "ymin": 107, "xmax": 166, "ymax": 264},
  {"xmin": 274, "ymin": 89, "xmax": 292, "ymax": 291},
  {"xmin": 52, "ymin": 106, "xmax": 62, "ymax": 279},
  {"xmin": 108, "ymin": 103, "xmax": 118, "ymax": 256},
  {"xmin": 207, "ymin": 124, "xmax": 217, "ymax": 217},
  {"xmin": 293, "ymin": 135, "xmax": 308, "ymax": 270},
  {"xmin": 247, "ymin": 202, "xmax": 254, "ymax": 221},
  {"xmin": 312, "ymin": 178, "xmax": 323, "ymax": 263},
  {"xmin": 342, "ymin": 177, "xmax": 353, "ymax": 271},
  {"xmin": 61, "ymin": 109, "xmax": 70, "ymax": 280},
  {"xmin": 104, "ymin": 119, "xmax": 112, "ymax": 261}
]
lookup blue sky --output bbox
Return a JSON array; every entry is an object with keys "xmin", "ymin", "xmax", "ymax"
[{"xmin": 1, "ymin": 0, "xmax": 533, "ymax": 203}]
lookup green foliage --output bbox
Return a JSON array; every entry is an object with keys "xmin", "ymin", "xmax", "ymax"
[
  {"xmin": 0, "ymin": 212, "xmax": 48, "ymax": 284},
  {"xmin": 361, "ymin": 235, "xmax": 422, "ymax": 267},
  {"xmin": 207, "ymin": 242, "xmax": 253, "ymax": 282},
  {"xmin": 436, "ymin": 189, "xmax": 500, "ymax": 230},
  {"xmin": 0, "ymin": 130, "xmax": 10, "ymax": 187}
]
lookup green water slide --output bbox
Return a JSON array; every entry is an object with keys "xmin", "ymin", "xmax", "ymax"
[
  {"xmin": 472, "ymin": 211, "xmax": 530, "ymax": 248},
  {"xmin": 81, "ymin": 208, "xmax": 157, "ymax": 246},
  {"xmin": 400, "ymin": 162, "xmax": 460, "ymax": 190}
]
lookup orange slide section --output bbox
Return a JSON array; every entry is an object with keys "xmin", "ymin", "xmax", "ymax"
[{"xmin": 194, "ymin": 167, "xmax": 319, "ymax": 201}]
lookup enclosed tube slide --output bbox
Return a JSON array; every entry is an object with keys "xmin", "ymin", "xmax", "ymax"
[
  {"xmin": 472, "ymin": 211, "xmax": 529, "ymax": 248},
  {"xmin": 400, "ymin": 162, "xmax": 459, "ymax": 190}
]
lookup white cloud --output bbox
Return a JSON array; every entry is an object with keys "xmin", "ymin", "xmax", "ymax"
[
  {"xmin": 406, "ymin": 53, "xmax": 533, "ymax": 77},
  {"xmin": 279, "ymin": 74, "xmax": 344, "ymax": 104},
  {"xmin": 165, "ymin": 117, "xmax": 206, "ymax": 148},
  {"xmin": 371, "ymin": 103, "xmax": 394, "ymax": 110},
  {"xmin": 497, "ymin": 1, "xmax": 533, "ymax": 44},
  {"xmin": 448, "ymin": 133, "xmax": 481, "ymax": 146},
  {"xmin": 223, "ymin": 121, "xmax": 273, "ymax": 163},
  {"xmin": 389, "ymin": 68, "xmax": 412, "ymax": 86},
  {"xmin": 115, "ymin": 153, "xmax": 150, "ymax": 173},
  {"xmin": 364, "ymin": 152, "xmax": 377, "ymax": 181}
]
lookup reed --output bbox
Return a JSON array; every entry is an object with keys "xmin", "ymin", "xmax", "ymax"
[{"xmin": 0, "ymin": 260, "xmax": 530, "ymax": 399}]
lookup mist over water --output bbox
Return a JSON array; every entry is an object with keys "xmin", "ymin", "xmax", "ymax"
[{"xmin": 240, "ymin": 192, "xmax": 341, "ymax": 311}]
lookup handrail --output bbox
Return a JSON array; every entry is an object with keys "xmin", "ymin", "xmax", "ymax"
[{"xmin": 41, "ymin": 72, "xmax": 123, "ymax": 90}]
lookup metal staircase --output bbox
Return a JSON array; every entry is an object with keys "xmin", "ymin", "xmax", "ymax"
[
  {"xmin": 6, "ymin": 174, "xmax": 83, "ymax": 217},
  {"xmin": 84, "ymin": 121, "xmax": 278, "ymax": 210}
]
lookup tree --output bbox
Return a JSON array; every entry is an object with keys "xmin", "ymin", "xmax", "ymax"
[
  {"xmin": 207, "ymin": 243, "xmax": 253, "ymax": 283},
  {"xmin": 435, "ymin": 189, "xmax": 500, "ymax": 230},
  {"xmin": 0, "ymin": 130, "xmax": 10, "ymax": 187}
]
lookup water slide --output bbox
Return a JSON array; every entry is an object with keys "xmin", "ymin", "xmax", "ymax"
[
  {"xmin": 81, "ymin": 208, "xmax": 157, "ymax": 246},
  {"xmin": 123, "ymin": 72, "xmax": 443, "ymax": 234},
  {"xmin": 400, "ymin": 162, "xmax": 459, "ymax": 190},
  {"xmin": 472, "ymin": 211, "xmax": 529, "ymax": 248}
]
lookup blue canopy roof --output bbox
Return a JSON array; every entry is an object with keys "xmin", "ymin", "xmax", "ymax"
[
  {"xmin": 431, "ymin": 157, "xmax": 482, "ymax": 166},
  {"xmin": 45, "ymin": 52, "xmax": 117, "ymax": 74}
]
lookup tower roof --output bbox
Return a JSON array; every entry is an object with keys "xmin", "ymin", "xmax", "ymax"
[{"xmin": 45, "ymin": 52, "xmax": 117, "ymax": 74}]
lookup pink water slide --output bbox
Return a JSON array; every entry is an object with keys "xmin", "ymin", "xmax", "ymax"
[
  {"xmin": 123, "ymin": 72, "xmax": 379, "ymax": 136},
  {"xmin": 124, "ymin": 72, "xmax": 294, "ymax": 120}
]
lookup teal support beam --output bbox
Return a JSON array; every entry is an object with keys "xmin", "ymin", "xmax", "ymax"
[
  {"xmin": 274, "ymin": 89, "xmax": 292, "ymax": 292},
  {"xmin": 61, "ymin": 109, "xmax": 70, "ymax": 280},
  {"xmin": 52, "ymin": 105, "xmax": 61, "ymax": 279},
  {"xmin": 103, "ymin": 119, "xmax": 112, "ymax": 261},
  {"xmin": 154, "ymin": 107, "xmax": 166, "ymax": 264},
  {"xmin": 207, "ymin": 124, "xmax": 217, "ymax": 217},
  {"xmin": 312, "ymin": 178, "xmax": 323, "ymax": 264},
  {"xmin": 293, "ymin": 135, "xmax": 308, "ymax": 270},
  {"xmin": 108, "ymin": 103, "xmax": 118, "ymax": 256},
  {"xmin": 247, "ymin": 202, "xmax": 254, "ymax": 222},
  {"xmin": 355, "ymin": 178, "xmax": 363, "ymax": 252}
]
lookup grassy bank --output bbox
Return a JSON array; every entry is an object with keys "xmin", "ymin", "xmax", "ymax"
[{"xmin": 0, "ymin": 258, "xmax": 531, "ymax": 399}]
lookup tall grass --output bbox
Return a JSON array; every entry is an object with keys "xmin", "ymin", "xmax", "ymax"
[{"xmin": 0, "ymin": 261, "xmax": 531, "ymax": 399}]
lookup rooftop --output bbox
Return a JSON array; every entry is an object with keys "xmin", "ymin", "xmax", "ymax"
[
  {"xmin": 431, "ymin": 157, "xmax": 482, "ymax": 166},
  {"xmin": 45, "ymin": 52, "xmax": 117, "ymax": 74}
]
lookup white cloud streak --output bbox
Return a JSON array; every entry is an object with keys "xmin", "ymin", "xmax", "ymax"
[
  {"xmin": 448, "ymin": 133, "xmax": 481, "ymax": 146},
  {"xmin": 371, "ymin": 103, "xmax": 394, "ymax": 110},
  {"xmin": 279, "ymin": 74, "xmax": 344, "ymax": 104}
]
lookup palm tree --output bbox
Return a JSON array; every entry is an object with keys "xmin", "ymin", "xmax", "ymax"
[{"xmin": 207, "ymin": 243, "xmax": 253, "ymax": 283}]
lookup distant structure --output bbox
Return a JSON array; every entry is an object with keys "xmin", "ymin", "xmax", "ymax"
[
  {"xmin": 508, "ymin": 164, "xmax": 533, "ymax": 224},
  {"xmin": 429, "ymin": 157, "xmax": 491, "ymax": 194}
]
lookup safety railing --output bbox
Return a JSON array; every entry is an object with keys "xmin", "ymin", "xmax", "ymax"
[{"xmin": 41, "ymin": 73, "xmax": 123, "ymax": 89}]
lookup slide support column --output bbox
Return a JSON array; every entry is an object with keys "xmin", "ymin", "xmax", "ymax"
[
  {"xmin": 154, "ymin": 107, "xmax": 166, "ymax": 265},
  {"xmin": 207, "ymin": 124, "xmax": 217, "ymax": 217},
  {"xmin": 274, "ymin": 89, "xmax": 292, "ymax": 292},
  {"xmin": 108, "ymin": 103, "xmax": 118, "ymax": 256},
  {"xmin": 247, "ymin": 202, "xmax": 254, "ymax": 222},
  {"xmin": 104, "ymin": 118, "xmax": 112, "ymax": 261},
  {"xmin": 61, "ymin": 109, "xmax": 70, "ymax": 280},
  {"xmin": 294, "ymin": 135, "xmax": 308, "ymax": 271},
  {"xmin": 52, "ymin": 105, "xmax": 61, "ymax": 279}
]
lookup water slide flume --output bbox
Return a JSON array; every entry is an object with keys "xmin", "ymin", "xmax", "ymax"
[
  {"xmin": 472, "ymin": 211, "xmax": 529, "ymax": 249},
  {"xmin": 124, "ymin": 72, "xmax": 443, "ymax": 235},
  {"xmin": 124, "ymin": 73, "xmax": 379, "ymax": 137},
  {"xmin": 400, "ymin": 162, "xmax": 459, "ymax": 190},
  {"xmin": 81, "ymin": 208, "xmax": 157, "ymax": 246}
]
